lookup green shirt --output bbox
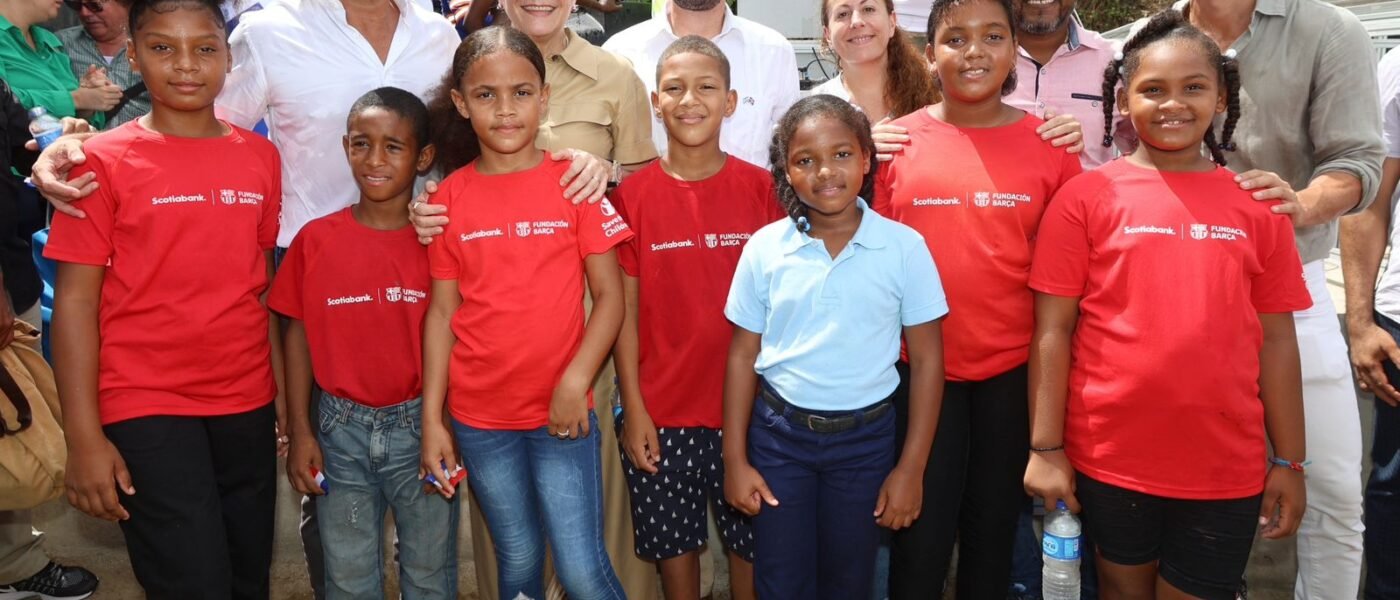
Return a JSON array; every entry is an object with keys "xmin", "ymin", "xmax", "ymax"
[{"xmin": 0, "ymin": 15, "xmax": 102, "ymax": 128}]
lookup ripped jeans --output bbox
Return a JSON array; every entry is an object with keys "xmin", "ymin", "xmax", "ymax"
[{"xmin": 316, "ymin": 393, "xmax": 459, "ymax": 600}]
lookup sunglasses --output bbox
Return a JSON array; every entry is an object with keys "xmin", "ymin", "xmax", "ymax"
[{"xmin": 63, "ymin": 0, "xmax": 108, "ymax": 13}]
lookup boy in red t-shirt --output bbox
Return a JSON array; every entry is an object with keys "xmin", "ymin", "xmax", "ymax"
[
  {"xmin": 609, "ymin": 36, "xmax": 782, "ymax": 600},
  {"xmin": 44, "ymin": 0, "xmax": 283, "ymax": 596},
  {"xmin": 268, "ymin": 88, "xmax": 458, "ymax": 599}
]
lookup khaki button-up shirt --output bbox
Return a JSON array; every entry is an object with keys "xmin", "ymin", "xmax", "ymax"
[{"xmin": 536, "ymin": 29, "xmax": 658, "ymax": 166}]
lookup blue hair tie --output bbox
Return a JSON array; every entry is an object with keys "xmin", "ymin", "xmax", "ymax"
[{"xmin": 796, "ymin": 216, "xmax": 811, "ymax": 232}]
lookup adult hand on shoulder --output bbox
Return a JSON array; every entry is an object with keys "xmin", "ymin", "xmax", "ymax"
[
  {"xmin": 286, "ymin": 433, "xmax": 324, "ymax": 496},
  {"xmin": 723, "ymin": 461, "xmax": 778, "ymax": 516},
  {"xmin": 620, "ymin": 407, "xmax": 661, "ymax": 474},
  {"xmin": 1039, "ymin": 109, "xmax": 1084, "ymax": 155},
  {"xmin": 1259, "ymin": 464, "xmax": 1306, "ymax": 539},
  {"xmin": 872, "ymin": 118, "xmax": 910, "ymax": 162},
  {"xmin": 65, "ymin": 436, "xmax": 135, "ymax": 522},
  {"xmin": 419, "ymin": 420, "xmax": 460, "ymax": 499},
  {"xmin": 410, "ymin": 180, "xmax": 446, "ymax": 245},
  {"xmin": 1349, "ymin": 321, "xmax": 1400, "ymax": 406},
  {"xmin": 553, "ymin": 148, "xmax": 609, "ymax": 205},
  {"xmin": 1023, "ymin": 449, "xmax": 1080, "ymax": 513},
  {"xmin": 30, "ymin": 134, "xmax": 100, "ymax": 218},
  {"xmin": 548, "ymin": 371, "xmax": 591, "ymax": 441},
  {"xmin": 1236, "ymin": 169, "xmax": 1311, "ymax": 225},
  {"xmin": 874, "ymin": 464, "xmax": 922, "ymax": 530}
]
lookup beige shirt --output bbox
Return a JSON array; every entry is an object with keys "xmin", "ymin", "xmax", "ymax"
[
  {"xmin": 1168, "ymin": 0, "xmax": 1384, "ymax": 264},
  {"xmin": 536, "ymin": 28, "xmax": 659, "ymax": 166}
]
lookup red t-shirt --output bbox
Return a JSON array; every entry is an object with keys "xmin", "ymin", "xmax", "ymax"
[
  {"xmin": 612, "ymin": 156, "xmax": 783, "ymax": 428},
  {"xmin": 1029, "ymin": 160, "xmax": 1312, "ymax": 499},
  {"xmin": 44, "ymin": 121, "xmax": 281, "ymax": 425},
  {"xmin": 873, "ymin": 110, "xmax": 1081, "ymax": 381},
  {"xmin": 267, "ymin": 208, "xmax": 429, "ymax": 407},
  {"xmin": 427, "ymin": 158, "xmax": 633, "ymax": 430}
]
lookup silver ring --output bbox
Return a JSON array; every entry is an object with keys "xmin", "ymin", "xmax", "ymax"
[{"xmin": 558, "ymin": 429, "xmax": 570, "ymax": 438}]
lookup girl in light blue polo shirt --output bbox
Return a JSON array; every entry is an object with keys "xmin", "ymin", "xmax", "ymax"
[{"xmin": 720, "ymin": 94, "xmax": 949, "ymax": 600}]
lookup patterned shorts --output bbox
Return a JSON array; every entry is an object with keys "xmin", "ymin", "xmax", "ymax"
[{"xmin": 616, "ymin": 417, "xmax": 754, "ymax": 562}]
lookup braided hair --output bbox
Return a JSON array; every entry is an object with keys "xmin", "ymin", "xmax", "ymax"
[
  {"xmin": 1101, "ymin": 10, "xmax": 1241, "ymax": 166},
  {"xmin": 769, "ymin": 95, "xmax": 877, "ymax": 232}
]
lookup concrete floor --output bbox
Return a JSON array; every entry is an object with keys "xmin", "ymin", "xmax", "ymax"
[{"xmin": 20, "ymin": 251, "xmax": 1372, "ymax": 599}]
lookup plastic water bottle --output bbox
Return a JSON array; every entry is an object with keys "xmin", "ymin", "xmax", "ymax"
[
  {"xmin": 1042, "ymin": 500, "xmax": 1082, "ymax": 600},
  {"xmin": 27, "ymin": 107, "xmax": 62, "ymax": 150}
]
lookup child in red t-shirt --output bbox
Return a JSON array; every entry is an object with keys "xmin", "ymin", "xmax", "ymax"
[
  {"xmin": 267, "ymin": 88, "xmax": 458, "ymax": 599},
  {"xmin": 609, "ymin": 36, "xmax": 782, "ymax": 600},
  {"xmin": 1026, "ymin": 10, "xmax": 1309, "ymax": 598},
  {"xmin": 870, "ymin": 0, "xmax": 1080, "ymax": 595},
  {"xmin": 417, "ymin": 26, "xmax": 631, "ymax": 600},
  {"xmin": 44, "ymin": 0, "xmax": 283, "ymax": 596}
]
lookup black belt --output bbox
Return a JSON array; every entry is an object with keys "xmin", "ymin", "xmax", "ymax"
[{"xmin": 758, "ymin": 380, "xmax": 892, "ymax": 434}]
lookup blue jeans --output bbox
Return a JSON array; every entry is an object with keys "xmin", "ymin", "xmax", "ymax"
[
  {"xmin": 1368, "ymin": 312, "xmax": 1400, "ymax": 599},
  {"xmin": 748, "ymin": 394, "xmax": 897, "ymax": 600},
  {"xmin": 452, "ymin": 411, "xmax": 624, "ymax": 600},
  {"xmin": 316, "ymin": 394, "xmax": 458, "ymax": 600}
]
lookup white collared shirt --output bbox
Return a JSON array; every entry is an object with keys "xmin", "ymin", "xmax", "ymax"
[
  {"xmin": 603, "ymin": 1, "xmax": 800, "ymax": 168},
  {"xmin": 892, "ymin": 0, "xmax": 930, "ymax": 34},
  {"xmin": 217, "ymin": 0, "xmax": 458, "ymax": 247}
]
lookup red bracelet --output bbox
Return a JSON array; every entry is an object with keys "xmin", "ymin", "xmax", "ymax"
[{"xmin": 1269, "ymin": 457, "xmax": 1308, "ymax": 472}]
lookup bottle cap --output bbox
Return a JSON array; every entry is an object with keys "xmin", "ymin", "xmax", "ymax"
[
  {"xmin": 26, "ymin": 107, "xmax": 46, "ymax": 119},
  {"xmin": 1055, "ymin": 500, "xmax": 1069, "ymax": 511}
]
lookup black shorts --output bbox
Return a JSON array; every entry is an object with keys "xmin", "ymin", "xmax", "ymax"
[
  {"xmin": 1077, "ymin": 474, "xmax": 1260, "ymax": 600},
  {"xmin": 616, "ymin": 417, "xmax": 754, "ymax": 562}
]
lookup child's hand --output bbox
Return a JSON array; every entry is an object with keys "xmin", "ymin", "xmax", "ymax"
[
  {"xmin": 1235, "ymin": 169, "xmax": 1308, "ymax": 225},
  {"xmin": 286, "ymin": 433, "xmax": 324, "ymax": 496},
  {"xmin": 549, "ymin": 373, "xmax": 590, "ymax": 440},
  {"xmin": 874, "ymin": 464, "xmax": 923, "ymax": 530},
  {"xmin": 1259, "ymin": 464, "xmax": 1306, "ymax": 539},
  {"xmin": 620, "ymin": 407, "xmax": 660, "ymax": 474},
  {"xmin": 1039, "ymin": 109, "xmax": 1085, "ymax": 154},
  {"xmin": 419, "ymin": 420, "xmax": 460, "ymax": 499},
  {"xmin": 1023, "ymin": 450, "xmax": 1080, "ymax": 513},
  {"xmin": 65, "ymin": 436, "xmax": 134, "ymax": 522},
  {"xmin": 724, "ymin": 461, "xmax": 778, "ymax": 516}
]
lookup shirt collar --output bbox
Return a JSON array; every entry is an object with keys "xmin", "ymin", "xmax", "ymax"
[
  {"xmin": 0, "ymin": 16, "xmax": 62, "ymax": 52},
  {"xmin": 1175, "ymin": 0, "xmax": 1284, "ymax": 22},
  {"xmin": 779, "ymin": 198, "xmax": 887, "ymax": 255},
  {"xmin": 658, "ymin": 0, "xmax": 737, "ymax": 41},
  {"xmin": 554, "ymin": 29, "xmax": 601, "ymax": 81}
]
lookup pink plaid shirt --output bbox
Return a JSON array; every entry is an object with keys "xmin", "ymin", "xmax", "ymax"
[{"xmin": 1006, "ymin": 19, "xmax": 1125, "ymax": 169}]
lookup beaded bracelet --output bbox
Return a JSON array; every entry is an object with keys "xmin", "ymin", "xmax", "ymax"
[
  {"xmin": 1030, "ymin": 444, "xmax": 1065, "ymax": 453},
  {"xmin": 1269, "ymin": 457, "xmax": 1309, "ymax": 472}
]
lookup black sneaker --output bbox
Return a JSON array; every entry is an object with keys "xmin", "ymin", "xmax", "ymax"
[{"xmin": 0, "ymin": 561, "xmax": 99, "ymax": 600}]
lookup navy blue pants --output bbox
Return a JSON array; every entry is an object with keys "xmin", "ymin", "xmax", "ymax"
[
  {"xmin": 748, "ymin": 391, "xmax": 896, "ymax": 600},
  {"xmin": 1367, "ymin": 312, "xmax": 1400, "ymax": 599}
]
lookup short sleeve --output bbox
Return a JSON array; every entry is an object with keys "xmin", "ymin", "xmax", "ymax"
[
  {"xmin": 426, "ymin": 184, "xmax": 460, "ymax": 280},
  {"xmin": 1028, "ymin": 185, "xmax": 1092, "ymax": 297},
  {"xmin": 1056, "ymin": 148, "xmax": 1084, "ymax": 190},
  {"xmin": 724, "ymin": 238, "xmax": 768, "ymax": 334},
  {"xmin": 215, "ymin": 20, "xmax": 272, "ymax": 129},
  {"xmin": 609, "ymin": 67, "xmax": 660, "ymax": 166},
  {"xmin": 900, "ymin": 235, "xmax": 949, "ymax": 326},
  {"xmin": 871, "ymin": 160, "xmax": 895, "ymax": 217},
  {"xmin": 578, "ymin": 196, "xmax": 633, "ymax": 259},
  {"xmin": 1251, "ymin": 214, "xmax": 1313, "ymax": 313},
  {"xmin": 258, "ymin": 148, "xmax": 282, "ymax": 250},
  {"xmin": 42, "ymin": 157, "xmax": 116, "ymax": 266},
  {"xmin": 266, "ymin": 234, "xmax": 305, "ymax": 319},
  {"xmin": 610, "ymin": 184, "xmax": 640, "ymax": 276}
]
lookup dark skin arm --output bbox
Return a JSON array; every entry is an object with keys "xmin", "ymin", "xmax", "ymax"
[
  {"xmin": 875, "ymin": 320, "xmax": 943, "ymax": 529},
  {"xmin": 1257, "ymin": 312, "xmax": 1307, "ymax": 539},
  {"xmin": 615, "ymin": 273, "xmax": 660, "ymax": 473},
  {"xmin": 549, "ymin": 249, "xmax": 626, "ymax": 439},
  {"xmin": 464, "ymin": 0, "xmax": 497, "ymax": 33},
  {"xmin": 1341, "ymin": 157, "xmax": 1400, "ymax": 405},
  {"xmin": 283, "ymin": 319, "xmax": 322, "ymax": 496},
  {"xmin": 263, "ymin": 251, "xmax": 287, "ymax": 456},
  {"xmin": 722, "ymin": 327, "xmax": 778, "ymax": 516},
  {"xmin": 1023, "ymin": 292, "xmax": 1081, "ymax": 512},
  {"xmin": 53, "ymin": 262, "xmax": 134, "ymax": 521},
  {"xmin": 420, "ymin": 278, "xmax": 464, "ymax": 498}
]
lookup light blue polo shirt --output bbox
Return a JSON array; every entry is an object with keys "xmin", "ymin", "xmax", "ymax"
[{"xmin": 725, "ymin": 199, "xmax": 949, "ymax": 411}]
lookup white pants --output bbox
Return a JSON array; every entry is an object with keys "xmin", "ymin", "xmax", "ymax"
[{"xmin": 1293, "ymin": 260, "xmax": 1365, "ymax": 599}]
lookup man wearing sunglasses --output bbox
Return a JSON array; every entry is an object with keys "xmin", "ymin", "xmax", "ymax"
[{"xmin": 56, "ymin": 0, "xmax": 148, "ymax": 128}]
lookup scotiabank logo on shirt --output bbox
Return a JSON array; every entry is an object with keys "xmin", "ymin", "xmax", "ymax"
[
  {"xmin": 650, "ymin": 232, "xmax": 752, "ymax": 253},
  {"xmin": 1122, "ymin": 223, "xmax": 1249, "ymax": 241},
  {"xmin": 325, "ymin": 286, "xmax": 427, "ymax": 307},
  {"xmin": 150, "ymin": 188, "xmax": 263, "ymax": 207},
  {"xmin": 909, "ymin": 191, "xmax": 1032, "ymax": 209}
]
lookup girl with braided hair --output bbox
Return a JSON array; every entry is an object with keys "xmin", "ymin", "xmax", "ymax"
[{"xmin": 1025, "ymin": 9, "xmax": 1311, "ymax": 599}]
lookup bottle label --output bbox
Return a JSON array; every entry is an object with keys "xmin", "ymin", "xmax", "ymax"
[
  {"xmin": 1043, "ymin": 533, "xmax": 1080, "ymax": 560},
  {"xmin": 34, "ymin": 129, "xmax": 61, "ymax": 151}
]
